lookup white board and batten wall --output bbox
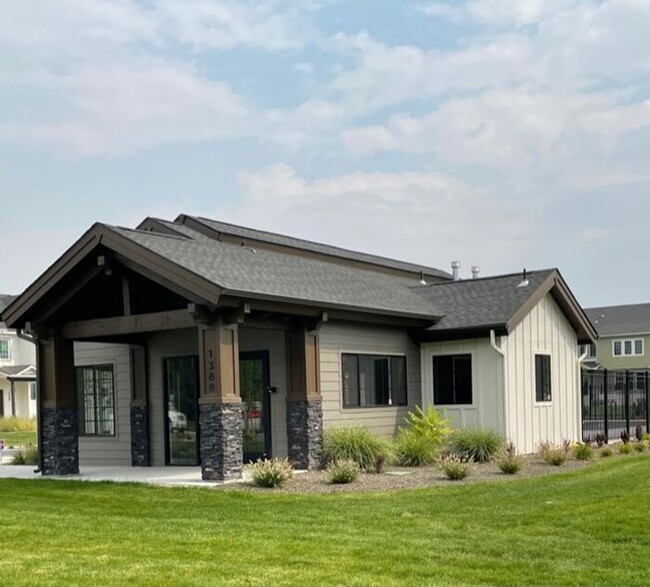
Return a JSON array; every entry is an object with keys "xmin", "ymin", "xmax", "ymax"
[
  {"xmin": 319, "ymin": 322, "xmax": 421, "ymax": 436},
  {"xmin": 421, "ymin": 293, "xmax": 582, "ymax": 454}
]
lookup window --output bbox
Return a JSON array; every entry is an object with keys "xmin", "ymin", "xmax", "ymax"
[
  {"xmin": 76, "ymin": 365, "xmax": 115, "ymax": 436},
  {"xmin": 342, "ymin": 354, "xmax": 407, "ymax": 408},
  {"xmin": 612, "ymin": 338, "xmax": 644, "ymax": 357},
  {"xmin": 0, "ymin": 338, "xmax": 10, "ymax": 361},
  {"xmin": 579, "ymin": 344, "xmax": 596, "ymax": 359},
  {"xmin": 29, "ymin": 382, "xmax": 36, "ymax": 401},
  {"xmin": 432, "ymin": 354, "xmax": 472, "ymax": 405},
  {"xmin": 535, "ymin": 354, "xmax": 552, "ymax": 402}
]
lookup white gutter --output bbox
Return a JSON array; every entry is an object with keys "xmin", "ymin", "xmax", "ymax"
[{"xmin": 490, "ymin": 329, "xmax": 505, "ymax": 356}]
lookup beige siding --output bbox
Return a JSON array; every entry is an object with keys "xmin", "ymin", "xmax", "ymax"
[
  {"xmin": 147, "ymin": 329, "xmax": 198, "ymax": 466},
  {"xmin": 319, "ymin": 322, "xmax": 421, "ymax": 436},
  {"xmin": 74, "ymin": 342, "xmax": 132, "ymax": 466},
  {"xmin": 420, "ymin": 338, "xmax": 505, "ymax": 432},
  {"xmin": 502, "ymin": 294, "xmax": 581, "ymax": 453},
  {"xmin": 594, "ymin": 334, "xmax": 650, "ymax": 370},
  {"xmin": 239, "ymin": 327, "xmax": 288, "ymax": 458}
]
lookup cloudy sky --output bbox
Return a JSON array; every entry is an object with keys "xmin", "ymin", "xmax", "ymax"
[{"xmin": 2, "ymin": 0, "xmax": 649, "ymax": 307}]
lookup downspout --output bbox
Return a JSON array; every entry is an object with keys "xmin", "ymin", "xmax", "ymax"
[
  {"xmin": 17, "ymin": 329, "xmax": 41, "ymax": 474},
  {"xmin": 577, "ymin": 349, "xmax": 588, "ymax": 443},
  {"xmin": 490, "ymin": 330, "xmax": 505, "ymax": 357},
  {"xmin": 490, "ymin": 330, "xmax": 508, "ymax": 441}
]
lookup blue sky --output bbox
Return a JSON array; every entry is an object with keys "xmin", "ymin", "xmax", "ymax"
[{"xmin": 2, "ymin": 0, "xmax": 649, "ymax": 307}]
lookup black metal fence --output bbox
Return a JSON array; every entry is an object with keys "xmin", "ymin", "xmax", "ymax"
[{"xmin": 582, "ymin": 369, "xmax": 650, "ymax": 442}]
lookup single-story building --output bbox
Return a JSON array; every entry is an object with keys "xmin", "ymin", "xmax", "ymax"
[{"xmin": 1, "ymin": 215, "xmax": 596, "ymax": 479}]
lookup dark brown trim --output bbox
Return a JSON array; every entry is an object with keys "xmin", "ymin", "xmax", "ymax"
[{"xmin": 413, "ymin": 325, "xmax": 507, "ymax": 343}]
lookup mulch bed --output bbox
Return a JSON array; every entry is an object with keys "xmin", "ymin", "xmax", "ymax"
[{"xmin": 217, "ymin": 450, "xmax": 630, "ymax": 494}]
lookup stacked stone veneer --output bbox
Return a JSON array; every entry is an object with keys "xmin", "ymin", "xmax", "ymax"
[
  {"xmin": 130, "ymin": 406, "xmax": 150, "ymax": 467},
  {"xmin": 199, "ymin": 403, "xmax": 243, "ymax": 481},
  {"xmin": 41, "ymin": 408, "xmax": 79, "ymax": 476},
  {"xmin": 287, "ymin": 400, "xmax": 323, "ymax": 470}
]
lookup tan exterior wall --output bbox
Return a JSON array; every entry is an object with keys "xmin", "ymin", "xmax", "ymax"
[
  {"xmin": 319, "ymin": 322, "xmax": 421, "ymax": 436},
  {"xmin": 420, "ymin": 338, "xmax": 505, "ymax": 433},
  {"xmin": 593, "ymin": 335, "xmax": 650, "ymax": 370},
  {"xmin": 502, "ymin": 294, "xmax": 581, "ymax": 453},
  {"xmin": 75, "ymin": 342, "xmax": 132, "ymax": 466}
]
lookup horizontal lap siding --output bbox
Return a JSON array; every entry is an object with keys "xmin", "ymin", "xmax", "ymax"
[
  {"xmin": 319, "ymin": 323, "xmax": 421, "ymax": 437},
  {"xmin": 74, "ymin": 342, "xmax": 131, "ymax": 466},
  {"xmin": 503, "ymin": 294, "xmax": 580, "ymax": 454}
]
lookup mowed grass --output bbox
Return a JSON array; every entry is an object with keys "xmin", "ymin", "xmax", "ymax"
[
  {"xmin": 1, "ymin": 456, "xmax": 650, "ymax": 586},
  {"xmin": 0, "ymin": 431, "xmax": 37, "ymax": 447}
]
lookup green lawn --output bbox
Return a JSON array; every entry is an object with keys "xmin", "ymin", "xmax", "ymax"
[
  {"xmin": 1, "ymin": 456, "xmax": 650, "ymax": 586},
  {"xmin": 0, "ymin": 431, "xmax": 37, "ymax": 447}
]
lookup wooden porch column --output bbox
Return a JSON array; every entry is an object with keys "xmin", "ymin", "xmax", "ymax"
[
  {"xmin": 197, "ymin": 320, "xmax": 243, "ymax": 481},
  {"xmin": 286, "ymin": 326, "xmax": 323, "ymax": 469},
  {"xmin": 38, "ymin": 336, "xmax": 79, "ymax": 475},
  {"xmin": 129, "ymin": 345, "xmax": 150, "ymax": 466}
]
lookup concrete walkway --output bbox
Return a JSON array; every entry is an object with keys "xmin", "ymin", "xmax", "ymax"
[{"xmin": 0, "ymin": 464, "xmax": 246, "ymax": 488}]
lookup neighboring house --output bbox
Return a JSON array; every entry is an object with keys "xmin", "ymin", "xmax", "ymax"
[
  {"xmin": 1, "ymin": 215, "xmax": 596, "ymax": 479},
  {"xmin": 583, "ymin": 303, "xmax": 650, "ymax": 370},
  {"xmin": 0, "ymin": 294, "xmax": 37, "ymax": 420}
]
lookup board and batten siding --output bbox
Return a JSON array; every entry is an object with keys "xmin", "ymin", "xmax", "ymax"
[
  {"xmin": 239, "ymin": 327, "xmax": 288, "ymax": 458},
  {"xmin": 74, "ymin": 342, "xmax": 132, "ymax": 466},
  {"xmin": 420, "ymin": 338, "xmax": 505, "ymax": 433},
  {"xmin": 319, "ymin": 322, "xmax": 421, "ymax": 436},
  {"xmin": 502, "ymin": 293, "xmax": 581, "ymax": 454}
]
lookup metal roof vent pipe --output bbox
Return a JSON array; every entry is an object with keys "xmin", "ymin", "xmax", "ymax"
[
  {"xmin": 471, "ymin": 265, "xmax": 480, "ymax": 280},
  {"xmin": 451, "ymin": 260, "xmax": 461, "ymax": 281}
]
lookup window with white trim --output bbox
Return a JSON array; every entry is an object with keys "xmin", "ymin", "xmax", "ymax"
[
  {"xmin": 0, "ymin": 338, "xmax": 10, "ymax": 361},
  {"xmin": 342, "ymin": 354, "xmax": 407, "ymax": 408},
  {"xmin": 535, "ymin": 354, "xmax": 552, "ymax": 402},
  {"xmin": 579, "ymin": 343, "xmax": 596, "ymax": 359},
  {"xmin": 612, "ymin": 338, "xmax": 644, "ymax": 357}
]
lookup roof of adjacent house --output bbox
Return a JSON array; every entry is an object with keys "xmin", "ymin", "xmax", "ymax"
[
  {"xmin": 1, "ymin": 217, "xmax": 597, "ymax": 343},
  {"xmin": 0, "ymin": 365, "xmax": 36, "ymax": 380},
  {"xmin": 584, "ymin": 303, "xmax": 650, "ymax": 337},
  {"xmin": 0, "ymin": 295, "xmax": 16, "ymax": 327}
]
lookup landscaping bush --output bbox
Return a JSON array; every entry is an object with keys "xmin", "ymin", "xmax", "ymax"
[
  {"xmin": 246, "ymin": 458, "xmax": 293, "ymax": 488},
  {"xmin": 439, "ymin": 454, "xmax": 469, "ymax": 480},
  {"xmin": 600, "ymin": 447, "xmax": 613, "ymax": 458},
  {"xmin": 634, "ymin": 441, "xmax": 646, "ymax": 453},
  {"xmin": 403, "ymin": 406, "xmax": 451, "ymax": 445},
  {"xmin": 0, "ymin": 417, "xmax": 36, "ymax": 433},
  {"xmin": 323, "ymin": 427, "xmax": 394, "ymax": 472},
  {"xmin": 395, "ymin": 429, "xmax": 438, "ymax": 466},
  {"xmin": 538, "ymin": 442, "xmax": 567, "ymax": 466},
  {"xmin": 448, "ymin": 427, "xmax": 505, "ymax": 463},
  {"xmin": 618, "ymin": 442, "xmax": 634, "ymax": 455},
  {"xmin": 326, "ymin": 460, "xmax": 360, "ymax": 484},
  {"xmin": 572, "ymin": 442, "xmax": 593, "ymax": 461},
  {"xmin": 496, "ymin": 442, "xmax": 523, "ymax": 475},
  {"xmin": 11, "ymin": 445, "xmax": 39, "ymax": 466}
]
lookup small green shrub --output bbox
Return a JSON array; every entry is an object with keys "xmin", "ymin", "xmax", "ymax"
[
  {"xmin": 600, "ymin": 447, "xmax": 613, "ymax": 458},
  {"xmin": 0, "ymin": 417, "xmax": 37, "ymax": 433},
  {"xmin": 11, "ymin": 445, "xmax": 39, "ymax": 466},
  {"xmin": 538, "ymin": 442, "xmax": 566, "ymax": 466},
  {"xmin": 403, "ymin": 406, "xmax": 451, "ymax": 445},
  {"xmin": 572, "ymin": 442, "xmax": 593, "ymax": 461},
  {"xmin": 496, "ymin": 442, "xmax": 523, "ymax": 474},
  {"xmin": 634, "ymin": 441, "xmax": 646, "ymax": 453},
  {"xmin": 395, "ymin": 429, "xmax": 438, "ymax": 466},
  {"xmin": 246, "ymin": 458, "xmax": 293, "ymax": 488},
  {"xmin": 323, "ymin": 427, "xmax": 394, "ymax": 472},
  {"xmin": 618, "ymin": 442, "xmax": 634, "ymax": 455},
  {"xmin": 326, "ymin": 460, "xmax": 360, "ymax": 484},
  {"xmin": 448, "ymin": 427, "xmax": 505, "ymax": 463},
  {"xmin": 440, "ymin": 454, "xmax": 469, "ymax": 480}
]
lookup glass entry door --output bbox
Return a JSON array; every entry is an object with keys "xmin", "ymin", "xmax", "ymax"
[
  {"xmin": 164, "ymin": 356, "xmax": 199, "ymax": 465},
  {"xmin": 240, "ymin": 351, "xmax": 271, "ymax": 462}
]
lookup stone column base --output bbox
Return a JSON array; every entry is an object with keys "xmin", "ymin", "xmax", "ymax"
[
  {"xmin": 41, "ymin": 407, "xmax": 79, "ymax": 476},
  {"xmin": 287, "ymin": 399, "xmax": 323, "ymax": 470},
  {"xmin": 130, "ymin": 405, "xmax": 150, "ymax": 467},
  {"xmin": 199, "ymin": 402, "xmax": 243, "ymax": 481}
]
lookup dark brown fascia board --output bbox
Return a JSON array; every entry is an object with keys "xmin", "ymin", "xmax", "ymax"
[
  {"xmin": 413, "ymin": 324, "xmax": 508, "ymax": 343},
  {"xmin": 506, "ymin": 269, "xmax": 598, "ymax": 343}
]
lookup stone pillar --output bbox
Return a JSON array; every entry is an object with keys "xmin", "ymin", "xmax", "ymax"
[
  {"xmin": 38, "ymin": 336, "xmax": 79, "ymax": 476},
  {"xmin": 286, "ymin": 326, "xmax": 323, "ymax": 469},
  {"xmin": 198, "ymin": 321, "xmax": 243, "ymax": 481},
  {"xmin": 129, "ymin": 346, "xmax": 150, "ymax": 466}
]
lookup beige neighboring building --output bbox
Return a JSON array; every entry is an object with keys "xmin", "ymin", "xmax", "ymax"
[
  {"xmin": 0, "ymin": 295, "xmax": 37, "ymax": 420},
  {"xmin": 583, "ymin": 303, "xmax": 650, "ymax": 371}
]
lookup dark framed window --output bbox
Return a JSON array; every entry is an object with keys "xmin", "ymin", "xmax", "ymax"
[
  {"xmin": 0, "ymin": 338, "xmax": 10, "ymax": 361},
  {"xmin": 342, "ymin": 354, "xmax": 407, "ymax": 408},
  {"xmin": 76, "ymin": 365, "xmax": 115, "ymax": 436},
  {"xmin": 432, "ymin": 354, "xmax": 472, "ymax": 405},
  {"xmin": 535, "ymin": 354, "xmax": 552, "ymax": 402}
]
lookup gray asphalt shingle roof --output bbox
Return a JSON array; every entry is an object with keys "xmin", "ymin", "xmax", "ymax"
[
  {"xmin": 180, "ymin": 215, "xmax": 452, "ymax": 280},
  {"xmin": 414, "ymin": 270, "xmax": 556, "ymax": 332},
  {"xmin": 585, "ymin": 303, "xmax": 650, "ymax": 337},
  {"xmin": 0, "ymin": 294, "xmax": 16, "ymax": 327},
  {"xmin": 0, "ymin": 365, "xmax": 36, "ymax": 378}
]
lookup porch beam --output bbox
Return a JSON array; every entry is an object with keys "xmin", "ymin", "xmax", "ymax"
[{"xmin": 60, "ymin": 309, "xmax": 195, "ymax": 340}]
